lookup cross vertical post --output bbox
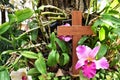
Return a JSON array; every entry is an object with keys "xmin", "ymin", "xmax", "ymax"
[{"xmin": 57, "ymin": 11, "xmax": 94, "ymax": 76}]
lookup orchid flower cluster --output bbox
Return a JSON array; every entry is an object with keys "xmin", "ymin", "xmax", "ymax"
[{"xmin": 58, "ymin": 23, "xmax": 109, "ymax": 79}]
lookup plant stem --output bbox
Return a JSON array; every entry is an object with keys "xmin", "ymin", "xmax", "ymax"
[
  {"xmin": 16, "ymin": 20, "xmax": 56, "ymax": 40},
  {"xmin": 0, "ymin": 36, "xmax": 12, "ymax": 44},
  {"xmin": 39, "ymin": 5, "xmax": 67, "ymax": 18},
  {"xmin": 16, "ymin": 27, "xmax": 40, "ymax": 40},
  {"xmin": 41, "ymin": 12, "xmax": 64, "ymax": 16}
]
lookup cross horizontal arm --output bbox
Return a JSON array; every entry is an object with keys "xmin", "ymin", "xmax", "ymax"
[{"xmin": 57, "ymin": 26, "xmax": 94, "ymax": 36}]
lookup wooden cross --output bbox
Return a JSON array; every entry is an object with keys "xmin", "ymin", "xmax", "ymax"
[{"xmin": 57, "ymin": 11, "xmax": 94, "ymax": 76}]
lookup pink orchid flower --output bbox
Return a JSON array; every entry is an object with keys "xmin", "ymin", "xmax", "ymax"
[
  {"xmin": 58, "ymin": 23, "xmax": 72, "ymax": 42},
  {"xmin": 75, "ymin": 45, "xmax": 109, "ymax": 79}
]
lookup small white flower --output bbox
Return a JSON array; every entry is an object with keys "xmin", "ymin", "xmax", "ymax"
[{"xmin": 10, "ymin": 68, "xmax": 32, "ymax": 80}]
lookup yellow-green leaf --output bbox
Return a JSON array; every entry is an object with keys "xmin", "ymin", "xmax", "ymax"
[{"xmin": 99, "ymin": 27, "xmax": 105, "ymax": 41}]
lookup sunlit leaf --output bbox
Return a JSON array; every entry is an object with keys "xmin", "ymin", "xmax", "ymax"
[
  {"xmin": 8, "ymin": 14, "xmax": 17, "ymax": 23},
  {"xmin": 0, "ymin": 22, "xmax": 10, "ymax": 35},
  {"xmin": 101, "ymin": 14, "xmax": 120, "ymax": 26},
  {"xmin": 99, "ymin": 27, "xmax": 105, "ymax": 41},
  {"xmin": 15, "ymin": 8, "xmax": 34, "ymax": 22}
]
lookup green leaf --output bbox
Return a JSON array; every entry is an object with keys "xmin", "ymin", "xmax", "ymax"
[
  {"xmin": 21, "ymin": 51, "xmax": 38, "ymax": 59},
  {"xmin": 47, "ymin": 50, "xmax": 59, "ymax": 66},
  {"xmin": 101, "ymin": 14, "xmax": 120, "ymax": 26},
  {"xmin": 108, "ymin": 10, "xmax": 119, "ymax": 14},
  {"xmin": 118, "ymin": 0, "xmax": 120, "ymax": 3},
  {"xmin": 96, "ymin": 44, "xmax": 107, "ymax": 59},
  {"xmin": 1, "ymin": 50, "xmax": 13, "ymax": 55},
  {"xmin": 15, "ymin": 8, "xmax": 34, "ymax": 22},
  {"xmin": 27, "ymin": 68, "xmax": 39, "ymax": 75},
  {"xmin": 0, "ymin": 66, "xmax": 10, "ymax": 80},
  {"xmin": 92, "ymin": 19, "xmax": 102, "ymax": 33},
  {"xmin": 35, "ymin": 54, "xmax": 47, "ymax": 74},
  {"xmin": 55, "ymin": 38, "xmax": 69, "ymax": 53},
  {"xmin": 78, "ymin": 36, "xmax": 89, "ymax": 45},
  {"xmin": 8, "ymin": 14, "xmax": 17, "ymax": 23},
  {"xmin": 50, "ymin": 32, "xmax": 56, "ymax": 50},
  {"xmin": 59, "ymin": 53, "xmax": 69, "ymax": 66},
  {"xmin": 0, "ymin": 22, "xmax": 10, "ymax": 35},
  {"xmin": 99, "ymin": 27, "xmax": 105, "ymax": 41}
]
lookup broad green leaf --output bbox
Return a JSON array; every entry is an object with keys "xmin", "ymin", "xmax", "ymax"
[
  {"xmin": 50, "ymin": 32, "xmax": 56, "ymax": 50},
  {"xmin": 8, "ymin": 14, "xmax": 17, "ymax": 23},
  {"xmin": 15, "ymin": 8, "xmax": 34, "ymax": 22},
  {"xmin": 35, "ymin": 55, "xmax": 47, "ymax": 74},
  {"xmin": 59, "ymin": 53, "xmax": 69, "ymax": 66},
  {"xmin": 96, "ymin": 44, "xmax": 107, "ymax": 59},
  {"xmin": 99, "ymin": 27, "xmax": 105, "ymax": 41},
  {"xmin": 0, "ymin": 66, "xmax": 10, "ymax": 80},
  {"xmin": 55, "ymin": 38, "xmax": 69, "ymax": 53},
  {"xmin": 27, "ymin": 68, "xmax": 39, "ymax": 75},
  {"xmin": 0, "ymin": 22, "xmax": 10, "ymax": 35},
  {"xmin": 47, "ymin": 50, "xmax": 59, "ymax": 66},
  {"xmin": 78, "ymin": 36, "xmax": 89, "ymax": 45},
  {"xmin": 21, "ymin": 51, "xmax": 38, "ymax": 59}
]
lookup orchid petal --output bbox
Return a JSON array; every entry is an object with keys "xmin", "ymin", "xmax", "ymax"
[
  {"xmin": 89, "ymin": 46, "xmax": 100, "ymax": 58},
  {"xmin": 76, "ymin": 45, "xmax": 91, "ymax": 59},
  {"xmin": 95, "ymin": 57, "xmax": 109, "ymax": 69},
  {"xmin": 75, "ymin": 58, "xmax": 86, "ymax": 70},
  {"xmin": 58, "ymin": 35, "xmax": 64, "ymax": 40},
  {"xmin": 64, "ymin": 23, "xmax": 70, "ymax": 26},
  {"xmin": 82, "ymin": 61, "xmax": 96, "ymax": 79},
  {"xmin": 58, "ymin": 23, "xmax": 72, "ymax": 42},
  {"xmin": 63, "ymin": 35, "xmax": 72, "ymax": 42}
]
